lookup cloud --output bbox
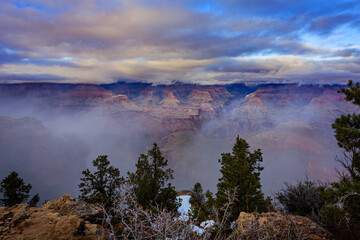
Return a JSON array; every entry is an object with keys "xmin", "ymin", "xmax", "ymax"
[
  {"xmin": 284, "ymin": 70, "xmax": 360, "ymax": 84},
  {"xmin": 333, "ymin": 48, "xmax": 360, "ymax": 57},
  {"xmin": 0, "ymin": 116, "xmax": 90, "ymax": 200},
  {"xmin": 0, "ymin": 46, "xmax": 25, "ymax": 64},
  {"xmin": 0, "ymin": 73, "xmax": 68, "ymax": 82},
  {"xmin": 0, "ymin": 0, "xmax": 359, "ymax": 84},
  {"xmin": 0, "ymin": 100, "xmax": 158, "ymax": 201},
  {"xmin": 214, "ymin": 0, "xmax": 360, "ymax": 17},
  {"xmin": 309, "ymin": 13, "xmax": 356, "ymax": 35}
]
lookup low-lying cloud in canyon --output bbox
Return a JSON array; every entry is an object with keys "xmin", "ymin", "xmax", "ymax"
[{"xmin": 0, "ymin": 82, "xmax": 356, "ymax": 201}]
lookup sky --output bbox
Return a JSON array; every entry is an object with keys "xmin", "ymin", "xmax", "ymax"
[{"xmin": 0, "ymin": 0, "xmax": 360, "ymax": 85}]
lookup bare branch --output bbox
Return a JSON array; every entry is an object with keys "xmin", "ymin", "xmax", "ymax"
[{"xmin": 99, "ymin": 183, "xmax": 207, "ymax": 239}]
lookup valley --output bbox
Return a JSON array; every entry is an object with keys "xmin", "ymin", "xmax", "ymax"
[{"xmin": 0, "ymin": 82, "xmax": 356, "ymax": 199}]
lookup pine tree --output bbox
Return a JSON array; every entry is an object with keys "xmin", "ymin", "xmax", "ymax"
[
  {"xmin": 313, "ymin": 80, "xmax": 360, "ymax": 239},
  {"xmin": 329, "ymin": 80, "xmax": 360, "ymax": 226},
  {"xmin": 189, "ymin": 182, "xmax": 207, "ymax": 221},
  {"xmin": 0, "ymin": 171, "xmax": 32, "ymax": 207},
  {"xmin": 204, "ymin": 189, "xmax": 215, "ymax": 214},
  {"xmin": 127, "ymin": 143, "xmax": 178, "ymax": 211},
  {"xmin": 332, "ymin": 80, "xmax": 360, "ymax": 181},
  {"xmin": 191, "ymin": 182, "xmax": 205, "ymax": 206},
  {"xmin": 78, "ymin": 155, "xmax": 123, "ymax": 207},
  {"xmin": 28, "ymin": 193, "xmax": 40, "ymax": 207},
  {"xmin": 216, "ymin": 136, "xmax": 267, "ymax": 221}
]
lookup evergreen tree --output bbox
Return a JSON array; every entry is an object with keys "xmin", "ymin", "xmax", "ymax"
[
  {"xmin": 332, "ymin": 80, "xmax": 360, "ymax": 181},
  {"xmin": 191, "ymin": 182, "xmax": 205, "ymax": 206},
  {"xmin": 189, "ymin": 182, "xmax": 207, "ymax": 221},
  {"xmin": 127, "ymin": 143, "xmax": 178, "ymax": 211},
  {"xmin": 204, "ymin": 189, "xmax": 215, "ymax": 214},
  {"xmin": 0, "ymin": 171, "xmax": 32, "ymax": 207},
  {"xmin": 78, "ymin": 155, "xmax": 123, "ymax": 207},
  {"xmin": 323, "ymin": 80, "xmax": 360, "ymax": 237},
  {"xmin": 338, "ymin": 80, "xmax": 360, "ymax": 106},
  {"xmin": 312, "ymin": 80, "xmax": 360, "ymax": 239},
  {"xmin": 216, "ymin": 136, "xmax": 267, "ymax": 221},
  {"xmin": 28, "ymin": 193, "xmax": 40, "ymax": 207}
]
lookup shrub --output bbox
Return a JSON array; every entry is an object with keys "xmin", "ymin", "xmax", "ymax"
[
  {"xmin": 99, "ymin": 184, "xmax": 205, "ymax": 240},
  {"xmin": 275, "ymin": 179, "xmax": 323, "ymax": 216}
]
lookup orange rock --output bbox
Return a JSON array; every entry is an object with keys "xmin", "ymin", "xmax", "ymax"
[
  {"xmin": 0, "ymin": 195, "xmax": 104, "ymax": 240},
  {"xmin": 229, "ymin": 212, "xmax": 331, "ymax": 240}
]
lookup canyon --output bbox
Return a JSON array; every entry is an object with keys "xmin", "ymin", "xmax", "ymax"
[{"xmin": 0, "ymin": 82, "xmax": 356, "ymax": 200}]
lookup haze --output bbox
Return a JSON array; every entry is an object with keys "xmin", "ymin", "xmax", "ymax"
[{"xmin": 1, "ymin": 0, "xmax": 360, "ymax": 201}]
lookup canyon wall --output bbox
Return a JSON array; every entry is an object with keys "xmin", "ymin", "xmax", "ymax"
[{"xmin": 0, "ymin": 82, "xmax": 356, "ymax": 199}]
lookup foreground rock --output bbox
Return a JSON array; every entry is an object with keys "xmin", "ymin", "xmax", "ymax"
[
  {"xmin": 0, "ymin": 195, "xmax": 104, "ymax": 240},
  {"xmin": 41, "ymin": 194, "xmax": 102, "ymax": 222},
  {"xmin": 229, "ymin": 212, "xmax": 332, "ymax": 240},
  {"xmin": 0, "ymin": 195, "xmax": 335, "ymax": 239}
]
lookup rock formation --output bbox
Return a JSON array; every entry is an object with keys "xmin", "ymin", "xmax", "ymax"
[
  {"xmin": 0, "ymin": 195, "xmax": 104, "ymax": 240},
  {"xmin": 160, "ymin": 91, "xmax": 180, "ymax": 108},
  {"xmin": 229, "ymin": 211, "xmax": 332, "ymax": 240},
  {"xmin": 0, "ymin": 195, "xmax": 333, "ymax": 240},
  {"xmin": 0, "ymin": 82, "xmax": 357, "ymax": 193}
]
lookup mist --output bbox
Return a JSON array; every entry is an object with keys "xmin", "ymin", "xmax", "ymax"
[
  {"xmin": 0, "ymin": 84, "xmax": 356, "ymax": 202},
  {"xmin": 164, "ymin": 90, "xmax": 355, "ymax": 196},
  {"xmin": 0, "ymin": 98, "xmax": 153, "ymax": 201}
]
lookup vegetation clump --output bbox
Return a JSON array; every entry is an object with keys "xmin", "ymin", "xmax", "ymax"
[
  {"xmin": 275, "ymin": 179, "xmax": 323, "ymax": 216},
  {"xmin": 0, "ymin": 171, "xmax": 39, "ymax": 207},
  {"xmin": 275, "ymin": 80, "xmax": 360, "ymax": 240},
  {"xmin": 216, "ymin": 136, "xmax": 269, "ymax": 221},
  {"xmin": 78, "ymin": 155, "xmax": 123, "ymax": 208},
  {"xmin": 127, "ymin": 143, "xmax": 179, "ymax": 211}
]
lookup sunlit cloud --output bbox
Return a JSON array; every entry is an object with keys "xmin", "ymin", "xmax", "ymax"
[{"xmin": 0, "ymin": 0, "xmax": 359, "ymax": 84}]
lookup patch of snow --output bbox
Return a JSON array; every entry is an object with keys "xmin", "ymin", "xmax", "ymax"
[
  {"xmin": 192, "ymin": 225, "xmax": 206, "ymax": 235},
  {"xmin": 176, "ymin": 195, "xmax": 191, "ymax": 220},
  {"xmin": 175, "ymin": 195, "xmax": 209, "ymax": 236},
  {"xmin": 200, "ymin": 220, "xmax": 215, "ymax": 229}
]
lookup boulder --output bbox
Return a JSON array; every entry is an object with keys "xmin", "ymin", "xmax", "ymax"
[
  {"xmin": 229, "ymin": 211, "xmax": 332, "ymax": 240},
  {"xmin": 41, "ymin": 194, "xmax": 102, "ymax": 222},
  {"xmin": 0, "ymin": 195, "xmax": 104, "ymax": 240}
]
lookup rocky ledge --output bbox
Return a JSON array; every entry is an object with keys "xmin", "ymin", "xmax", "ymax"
[
  {"xmin": 0, "ymin": 195, "xmax": 104, "ymax": 240},
  {"xmin": 230, "ymin": 211, "xmax": 332, "ymax": 240},
  {"xmin": 0, "ymin": 195, "xmax": 333, "ymax": 240}
]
